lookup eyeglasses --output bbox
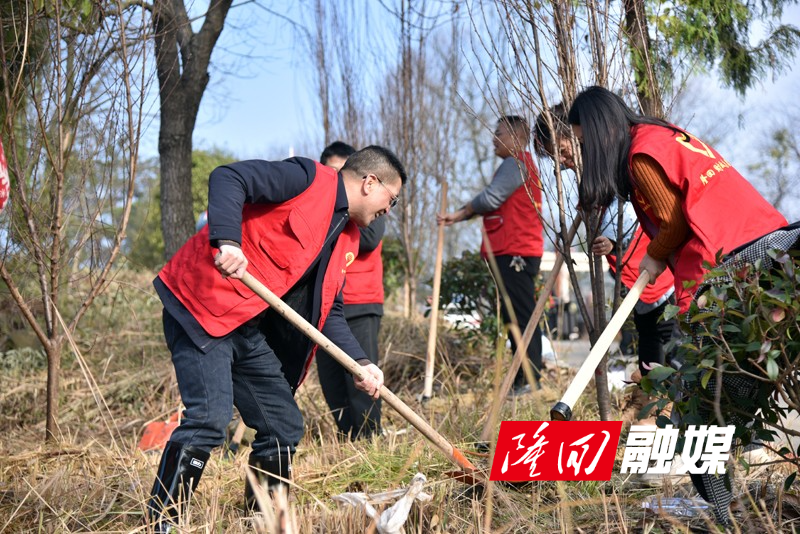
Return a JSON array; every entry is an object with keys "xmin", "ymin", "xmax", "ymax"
[{"xmin": 367, "ymin": 174, "xmax": 399, "ymax": 208}]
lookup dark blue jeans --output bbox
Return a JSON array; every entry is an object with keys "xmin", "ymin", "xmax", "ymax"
[{"xmin": 163, "ymin": 310, "xmax": 304, "ymax": 457}]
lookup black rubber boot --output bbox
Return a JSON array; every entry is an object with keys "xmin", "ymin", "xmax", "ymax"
[
  {"xmin": 244, "ymin": 453, "xmax": 292, "ymax": 511},
  {"xmin": 147, "ymin": 441, "xmax": 210, "ymax": 532}
]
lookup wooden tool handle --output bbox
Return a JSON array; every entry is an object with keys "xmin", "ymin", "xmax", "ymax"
[
  {"xmin": 551, "ymin": 272, "xmax": 649, "ymax": 421},
  {"xmin": 239, "ymin": 271, "xmax": 480, "ymax": 474}
]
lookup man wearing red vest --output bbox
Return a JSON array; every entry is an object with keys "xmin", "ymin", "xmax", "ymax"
[
  {"xmin": 147, "ymin": 146, "xmax": 406, "ymax": 530},
  {"xmin": 438, "ymin": 115, "xmax": 544, "ymax": 396},
  {"xmin": 316, "ymin": 141, "xmax": 385, "ymax": 440}
]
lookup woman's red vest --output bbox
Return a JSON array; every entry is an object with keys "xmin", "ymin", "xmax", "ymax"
[
  {"xmin": 607, "ymin": 227, "xmax": 674, "ymax": 304},
  {"xmin": 628, "ymin": 124, "xmax": 787, "ymax": 311},
  {"xmin": 158, "ymin": 163, "xmax": 360, "ymax": 339},
  {"xmin": 342, "ymin": 242, "xmax": 384, "ymax": 305},
  {"xmin": 480, "ymin": 151, "xmax": 544, "ymax": 258},
  {"xmin": 0, "ymin": 139, "xmax": 8, "ymax": 214}
]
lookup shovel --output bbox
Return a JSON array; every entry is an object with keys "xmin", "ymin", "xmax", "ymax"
[
  {"xmin": 550, "ymin": 271, "xmax": 649, "ymax": 421},
  {"xmin": 239, "ymin": 271, "xmax": 482, "ymax": 478}
]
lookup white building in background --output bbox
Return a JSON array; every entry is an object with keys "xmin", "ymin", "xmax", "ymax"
[{"xmin": 540, "ymin": 251, "xmax": 605, "ymax": 273}]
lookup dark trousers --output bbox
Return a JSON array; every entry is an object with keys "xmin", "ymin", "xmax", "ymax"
[
  {"xmin": 163, "ymin": 310, "xmax": 304, "ymax": 457},
  {"xmin": 316, "ymin": 314, "xmax": 382, "ymax": 439},
  {"xmin": 633, "ymin": 296, "xmax": 676, "ymax": 375},
  {"xmin": 494, "ymin": 255, "xmax": 543, "ymax": 386}
]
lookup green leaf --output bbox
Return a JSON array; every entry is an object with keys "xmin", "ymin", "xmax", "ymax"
[
  {"xmin": 766, "ymin": 358, "xmax": 780, "ymax": 381},
  {"xmin": 726, "ymin": 308, "xmax": 747, "ymax": 320},
  {"xmin": 662, "ymin": 304, "xmax": 682, "ymax": 321},
  {"xmin": 639, "ymin": 375, "xmax": 653, "ymax": 393},
  {"xmin": 745, "ymin": 341, "xmax": 762, "ymax": 352},
  {"xmin": 646, "ymin": 366, "xmax": 676, "ymax": 382},
  {"xmin": 80, "ymin": 0, "xmax": 93, "ymax": 19},
  {"xmin": 690, "ymin": 311, "xmax": 719, "ymax": 323},
  {"xmin": 784, "ymin": 472, "xmax": 797, "ymax": 492},
  {"xmin": 655, "ymin": 415, "xmax": 672, "ymax": 428},
  {"xmin": 701, "ymin": 369, "xmax": 713, "ymax": 389}
]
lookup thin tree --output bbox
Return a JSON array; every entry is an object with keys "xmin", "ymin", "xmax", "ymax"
[
  {"xmin": 379, "ymin": 0, "xmax": 466, "ymax": 317},
  {"xmin": 0, "ymin": 0, "xmax": 149, "ymax": 441},
  {"xmin": 748, "ymin": 120, "xmax": 800, "ymax": 221},
  {"xmin": 305, "ymin": 0, "xmax": 374, "ymax": 148}
]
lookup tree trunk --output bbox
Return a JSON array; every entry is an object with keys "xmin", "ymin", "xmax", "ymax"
[
  {"xmin": 408, "ymin": 273, "xmax": 417, "ymax": 318},
  {"xmin": 44, "ymin": 341, "xmax": 60, "ymax": 441},
  {"xmin": 624, "ymin": 0, "xmax": 664, "ymax": 117},
  {"xmin": 159, "ymin": 96, "xmax": 198, "ymax": 259},
  {"xmin": 153, "ymin": 0, "xmax": 233, "ymax": 260},
  {"xmin": 403, "ymin": 278, "xmax": 411, "ymax": 319},
  {"xmin": 591, "ymin": 254, "xmax": 611, "ymax": 421},
  {"xmin": 44, "ymin": 337, "xmax": 65, "ymax": 442}
]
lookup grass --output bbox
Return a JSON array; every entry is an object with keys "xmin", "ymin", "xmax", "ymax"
[{"xmin": 0, "ymin": 269, "xmax": 798, "ymax": 533}]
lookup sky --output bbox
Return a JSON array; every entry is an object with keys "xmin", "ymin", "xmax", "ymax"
[
  {"xmin": 137, "ymin": 2, "xmax": 313, "ymax": 160},
  {"xmin": 138, "ymin": 2, "xmax": 800, "ymax": 212},
  {"xmin": 190, "ymin": 21, "xmax": 312, "ymax": 160},
  {"xmin": 140, "ymin": 1, "xmax": 396, "ymax": 161}
]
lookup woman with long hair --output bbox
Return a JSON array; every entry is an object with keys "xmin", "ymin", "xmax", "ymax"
[
  {"xmin": 568, "ymin": 86, "xmax": 787, "ymax": 312},
  {"xmin": 567, "ymin": 86, "xmax": 793, "ymax": 526},
  {"xmin": 534, "ymin": 105, "xmax": 676, "ymax": 422}
]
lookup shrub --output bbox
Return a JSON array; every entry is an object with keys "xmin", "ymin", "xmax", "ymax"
[{"xmin": 644, "ymin": 251, "xmax": 800, "ymax": 480}]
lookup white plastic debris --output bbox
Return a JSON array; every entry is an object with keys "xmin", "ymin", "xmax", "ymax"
[
  {"xmin": 541, "ymin": 335, "xmax": 556, "ymax": 363},
  {"xmin": 332, "ymin": 473, "xmax": 432, "ymax": 534},
  {"xmin": 642, "ymin": 496, "xmax": 711, "ymax": 518}
]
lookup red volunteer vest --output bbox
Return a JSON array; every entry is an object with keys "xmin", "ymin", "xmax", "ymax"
[
  {"xmin": 481, "ymin": 151, "xmax": 544, "ymax": 258},
  {"xmin": 158, "ymin": 163, "xmax": 360, "ymax": 346},
  {"xmin": 343, "ymin": 241, "xmax": 384, "ymax": 305},
  {"xmin": 607, "ymin": 227, "xmax": 674, "ymax": 304},
  {"xmin": 628, "ymin": 124, "xmax": 787, "ymax": 311},
  {"xmin": 0, "ymin": 139, "xmax": 8, "ymax": 214}
]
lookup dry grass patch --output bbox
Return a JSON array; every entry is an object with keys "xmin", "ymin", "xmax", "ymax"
[{"xmin": 1, "ymin": 271, "xmax": 798, "ymax": 532}]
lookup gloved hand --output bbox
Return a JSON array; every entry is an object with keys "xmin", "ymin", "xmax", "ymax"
[
  {"xmin": 214, "ymin": 244, "xmax": 248, "ymax": 279},
  {"xmin": 354, "ymin": 360, "xmax": 384, "ymax": 400}
]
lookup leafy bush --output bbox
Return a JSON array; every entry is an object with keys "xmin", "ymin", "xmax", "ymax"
[
  {"xmin": 436, "ymin": 251, "xmax": 495, "ymax": 319},
  {"xmin": 378, "ymin": 236, "xmax": 406, "ymax": 301},
  {"xmin": 434, "ymin": 250, "xmax": 498, "ymax": 337},
  {"xmin": 644, "ymin": 251, "xmax": 800, "ymax": 472}
]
